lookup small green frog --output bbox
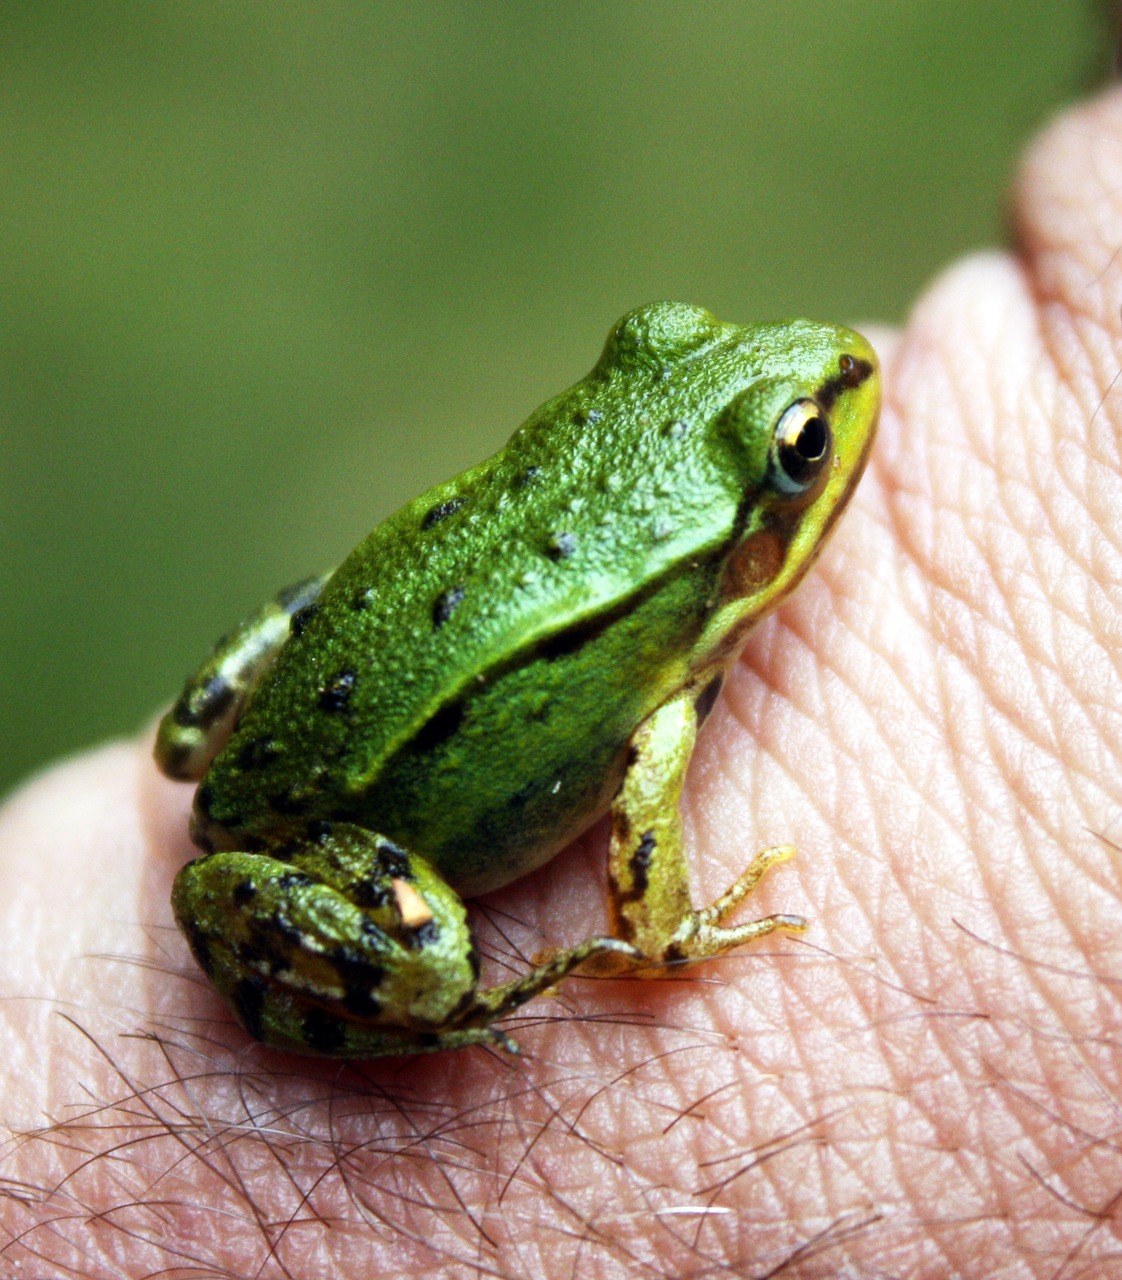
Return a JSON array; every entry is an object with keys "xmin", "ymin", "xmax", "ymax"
[{"xmin": 156, "ymin": 302, "xmax": 879, "ymax": 1057}]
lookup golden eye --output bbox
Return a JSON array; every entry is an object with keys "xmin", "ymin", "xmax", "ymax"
[{"xmin": 770, "ymin": 399, "xmax": 832, "ymax": 494}]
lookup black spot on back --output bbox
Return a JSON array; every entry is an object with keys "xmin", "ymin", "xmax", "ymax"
[
  {"xmin": 232, "ymin": 880, "xmax": 257, "ymax": 908},
  {"xmin": 695, "ymin": 674, "xmax": 724, "ymax": 725},
  {"xmin": 422, "ymin": 497, "xmax": 466, "ymax": 529},
  {"xmin": 161, "ymin": 742, "xmax": 194, "ymax": 776},
  {"xmin": 195, "ymin": 782, "xmax": 217, "ymax": 817},
  {"xmin": 232, "ymin": 976, "xmax": 268, "ymax": 1041},
  {"xmin": 634, "ymin": 830, "xmax": 656, "ymax": 870},
  {"xmin": 403, "ymin": 920, "xmax": 440, "ymax": 950},
  {"xmin": 342, "ymin": 987, "xmax": 383, "ymax": 1019},
  {"xmin": 170, "ymin": 698, "xmax": 197, "ymax": 729},
  {"xmin": 172, "ymin": 675, "xmax": 236, "ymax": 728},
  {"xmin": 270, "ymin": 835, "xmax": 302, "ymax": 860},
  {"xmin": 432, "ymin": 584, "xmax": 466, "ymax": 628},
  {"xmin": 617, "ymin": 830, "xmax": 657, "ymax": 905},
  {"xmin": 319, "ymin": 670, "xmax": 357, "ymax": 713},
  {"xmin": 237, "ymin": 736, "xmax": 281, "ymax": 770},
  {"xmin": 353, "ymin": 879, "xmax": 393, "ymax": 909},
  {"xmin": 270, "ymin": 788, "xmax": 311, "ymax": 816},
  {"xmin": 302, "ymin": 1007, "xmax": 346, "ymax": 1054},
  {"xmin": 181, "ymin": 919, "xmax": 213, "ymax": 976},
  {"xmin": 376, "ymin": 839, "xmax": 410, "ymax": 879},
  {"xmin": 249, "ymin": 907, "xmax": 303, "ymax": 952},
  {"xmin": 289, "ymin": 603, "xmax": 320, "ymax": 637},
  {"xmin": 276, "ymin": 871, "xmax": 315, "ymax": 891},
  {"xmin": 330, "ymin": 946, "xmax": 387, "ymax": 995},
  {"xmin": 545, "ymin": 531, "xmax": 577, "ymax": 560}
]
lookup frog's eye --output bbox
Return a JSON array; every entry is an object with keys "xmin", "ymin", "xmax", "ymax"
[{"xmin": 770, "ymin": 399, "xmax": 832, "ymax": 495}]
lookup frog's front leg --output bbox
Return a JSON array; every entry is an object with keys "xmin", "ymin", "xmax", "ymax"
[
  {"xmin": 155, "ymin": 573, "xmax": 331, "ymax": 781},
  {"xmin": 596, "ymin": 687, "xmax": 807, "ymax": 975},
  {"xmin": 174, "ymin": 822, "xmax": 637, "ymax": 1057}
]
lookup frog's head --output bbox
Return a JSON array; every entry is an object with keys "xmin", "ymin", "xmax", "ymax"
[
  {"xmin": 703, "ymin": 311, "xmax": 881, "ymax": 623},
  {"xmin": 591, "ymin": 301, "xmax": 878, "ymax": 622}
]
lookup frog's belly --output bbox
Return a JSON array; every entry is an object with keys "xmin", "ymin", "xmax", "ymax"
[{"xmin": 353, "ymin": 573, "xmax": 708, "ymax": 896}]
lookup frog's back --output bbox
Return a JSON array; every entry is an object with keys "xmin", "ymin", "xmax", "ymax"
[{"xmin": 196, "ymin": 304, "xmax": 825, "ymax": 887}]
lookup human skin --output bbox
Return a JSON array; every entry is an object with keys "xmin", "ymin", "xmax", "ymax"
[{"xmin": 2, "ymin": 88, "xmax": 1121, "ymax": 1280}]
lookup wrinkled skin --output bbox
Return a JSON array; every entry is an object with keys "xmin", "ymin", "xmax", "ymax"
[{"xmin": 2, "ymin": 89, "xmax": 1121, "ymax": 1280}]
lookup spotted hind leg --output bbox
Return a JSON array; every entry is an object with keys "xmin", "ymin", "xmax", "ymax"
[
  {"xmin": 173, "ymin": 821, "xmax": 638, "ymax": 1057},
  {"xmin": 155, "ymin": 572, "xmax": 331, "ymax": 780}
]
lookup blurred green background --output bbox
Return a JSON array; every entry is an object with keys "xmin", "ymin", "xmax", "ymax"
[{"xmin": 0, "ymin": 2, "xmax": 1105, "ymax": 798}]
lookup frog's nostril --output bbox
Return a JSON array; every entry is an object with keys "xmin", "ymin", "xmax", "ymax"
[{"xmin": 839, "ymin": 353, "xmax": 872, "ymax": 387}]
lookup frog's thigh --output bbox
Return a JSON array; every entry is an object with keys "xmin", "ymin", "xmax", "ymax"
[
  {"xmin": 156, "ymin": 572, "xmax": 331, "ymax": 780},
  {"xmin": 604, "ymin": 687, "xmax": 807, "ymax": 973},
  {"xmin": 173, "ymin": 824, "xmax": 637, "ymax": 1057},
  {"xmin": 174, "ymin": 829, "xmax": 493, "ymax": 1055}
]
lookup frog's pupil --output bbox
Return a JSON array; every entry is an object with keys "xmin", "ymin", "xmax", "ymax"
[{"xmin": 795, "ymin": 415, "xmax": 827, "ymax": 461}]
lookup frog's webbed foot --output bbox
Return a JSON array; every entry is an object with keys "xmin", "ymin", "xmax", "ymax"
[
  {"xmin": 173, "ymin": 822, "xmax": 636, "ymax": 1057},
  {"xmin": 588, "ymin": 687, "xmax": 807, "ymax": 977},
  {"xmin": 155, "ymin": 572, "xmax": 331, "ymax": 781}
]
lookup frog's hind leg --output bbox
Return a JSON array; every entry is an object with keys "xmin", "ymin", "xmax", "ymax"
[
  {"xmin": 155, "ymin": 572, "xmax": 331, "ymax": 780},
  {"xmin": 594, "ymin": 686, "xmax": 807, "ymax": 976},
  {"xmin": 173, "ymin": 822, "xmax": 637, "ymax": 1057}
]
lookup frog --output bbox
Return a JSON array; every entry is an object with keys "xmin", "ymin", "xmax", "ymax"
[{"xmin": 155, "ymin": 301, "xmax": 879, "ymax": 1058}]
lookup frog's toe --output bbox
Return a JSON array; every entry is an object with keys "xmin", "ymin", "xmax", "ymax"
[{"xmin": 462, "ymin": 934, "xmax": 643, "ymax": 1021}]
